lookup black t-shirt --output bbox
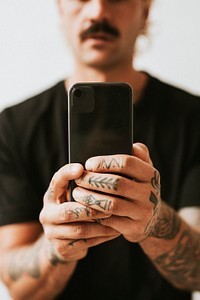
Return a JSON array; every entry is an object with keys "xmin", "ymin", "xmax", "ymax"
[{"xmin": 0, "ymin": 75, "xmax": 200, "ymax": 299}]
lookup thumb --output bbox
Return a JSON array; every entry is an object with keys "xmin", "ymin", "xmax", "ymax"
[{"xmin": 132, "ymin": 143, "xmax": 153, "ymax": 165}]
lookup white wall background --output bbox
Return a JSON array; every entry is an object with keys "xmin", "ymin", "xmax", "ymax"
[
  {"xmin": 0, "ymin": 0, "xmax": 200, "ymax": 299},
  {"xmin": 0, "ymin": 0, "xmax": 200, "ymax": 113}
]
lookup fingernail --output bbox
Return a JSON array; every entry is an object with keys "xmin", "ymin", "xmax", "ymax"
[
  {"xmin": 70, "ymin": 163, "xmax": 81, "ymax": 174},
  {"xmin": 85, "ymin": 159, "xmax": 94, "ymax": 171},
  {"xmin": 73, "ymin": 188, "xmax": 81, "ymax": 198}
]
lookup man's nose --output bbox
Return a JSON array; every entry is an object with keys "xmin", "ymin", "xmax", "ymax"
[{"xmin": 86, "ymin": 0, "xmax": 110, "ymax": 21}]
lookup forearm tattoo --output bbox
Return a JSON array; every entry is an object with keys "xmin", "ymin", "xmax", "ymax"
[
  {"xmin": 7, "ymin": 237, "xmax": 70, "ymax": 282},
  {"xmin": 154, "ymin": 229, "xmax": 200, "ymax": 290},
  {"xmin": 146, "ymin": 205, "xmax": 181, "ymax": 239},
  {"xmin": 8, "ymin": 239, "xmax": 43, "ymax": 281}
]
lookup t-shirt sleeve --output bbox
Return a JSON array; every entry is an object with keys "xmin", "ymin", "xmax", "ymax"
[{"xmin": 0, "ymin": 109, "xmax": 41, "ymax": 226}]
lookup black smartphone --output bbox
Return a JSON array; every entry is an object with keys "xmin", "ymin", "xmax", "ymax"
[{"xmin": 68, "ymin": 82, "xmax": 133, "ymax": 200}]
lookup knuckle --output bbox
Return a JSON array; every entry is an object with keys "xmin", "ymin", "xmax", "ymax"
[
  {"xmin": 54, "ymin": 240, "xmax": 67, "ymax": 257},
  {"xmin": 80, "ymin": 204, "xmax": 93, "ymax": 216},
  {"xmin": 51, "ymin": 171, "xmax": 59, "ymax": 186},
  {"xmin": 39, "ymin": 209, "xmax": 46, "ymax": 224},
  {"xmin": 86, "ymin": 206, "xmax": 96, "ymax": 218},
  {"xmin": 142, "ymin": 143, "xmax": 149, "ymax": 154},
  {"xmin": 43, "ymin": 191, "xmax": 48, "ymax": 202},
  {"xmin": 61, "ymin": 205, "xmax": 94, "ymax": 221},
  {"xmin": 44, "ymin": 226, "xmax": 53, "ymax": 239},
  {"xmin": 145, "ymin": 208, "xmax": 154, "ymax": 221},
  {"xmin": 114, "ymin": 175, "xmax": 122, "ymax": 189},
  {"xmin": 102, "ymin": 216, "xmax": 114, "ymax": 227},
  {"xmin": 122, "ymin": 155, "xmax": 131, "ymax": 169},
  {"xmin": 68, "ymin": 249, "xmax": 88, "ymax": 261},
  {"xmin": 131, "ymin": 223, "xmax": 144, "ymax": 238},
  {"xmin": 108, "ymin": 199, "xmax": 118, "ymax": 214},
  {"xmin": 116, "ymin": 176, "xmax": 127, "ymax": 194},
  {"xmin": 103, "ymin": 223, "xmax": 115, "ymax": 234},
  {"xmin": 77, "ymin": 249, "xmax": 88, "ymax": 259},
  {"xmin": 51, "ymin": 166, "xmax": 67, "ymax": 187},
  {"xmin": 74, "ymin": 224, "xmax": 86, "ymax": 238},
  {"xmin": 61, "ymin": 206, "xmax": 71, "ymax": 222},
  {"xmin": 137, "ymin": 142, "xmax": 149, "ymax": 155}
]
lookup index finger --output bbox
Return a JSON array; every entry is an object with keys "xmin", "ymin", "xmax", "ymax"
[
  {"xmin": 45, "ymin": 163, "xmax": 84, "ymax": 203},
  {"xmin": 85, "ymin": 154, "xmax": 155, "ymax": 183}
]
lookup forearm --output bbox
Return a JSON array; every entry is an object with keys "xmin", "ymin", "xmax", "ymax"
[
  {"xmin": 140, "ymin": 202, "xmax": 200, "ymax": 291},
  {"xmin": 0, "ymin": 234, "xmax": 77, "ymax": 300}
]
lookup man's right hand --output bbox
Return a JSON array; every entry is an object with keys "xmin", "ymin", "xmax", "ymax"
[{"xmin": 39, "ymin": 163, "xmax": 120, "ymax": 263}]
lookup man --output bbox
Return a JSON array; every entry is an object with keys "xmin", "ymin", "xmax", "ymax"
[{"xmin": 0, "ymin": 0, "xmax": 200, "ymax": 299}]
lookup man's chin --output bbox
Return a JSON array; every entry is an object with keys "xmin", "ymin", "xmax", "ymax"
[
  {"xmin": 83, "ymin": 36, "xmax": 115, "ymax": 48},
  {"xmin": 78, "ymin": 48, "xmax": 118, "ymax": 69},
  {"xmin": 80, "ymin": 56, "xmax": 116, "ymax": 70}
]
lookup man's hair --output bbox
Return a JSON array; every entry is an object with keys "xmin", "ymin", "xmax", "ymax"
[{"xmin": 134, "ymin": 0, "xmax": 154, "ymax": 56}]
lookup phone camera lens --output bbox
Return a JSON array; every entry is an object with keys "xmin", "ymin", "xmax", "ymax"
[{"xmin": 74, "ymin": 88, "xmax": 83, "ymax": 98}]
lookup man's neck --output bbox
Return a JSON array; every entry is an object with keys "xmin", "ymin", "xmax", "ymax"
[{"xmin": 65, "ymin": 64, "xmax": 148, "ymax": 104}]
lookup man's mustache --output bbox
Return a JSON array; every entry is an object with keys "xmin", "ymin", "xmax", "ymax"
[{"xmin": 80, "ymin": 21, "xmax": 120, "ymax": 40}]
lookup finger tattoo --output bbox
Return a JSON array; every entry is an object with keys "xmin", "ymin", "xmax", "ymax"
[
  {"xmin": 81, "ymin": 194, "xmax": 112, "ymax": 211},
  {"xmin": 68, "ymin": 239, "xmax": 87, "ymax": 247},
  {"xmin": 96, "ymin": 157, "xmax": 124, "ymax": 169},
  {"xmin": 47, "ymin": 187, "xmax": 54, "ymax": 201},
  {"xmin": 88, "ymin": 176, "xmax": 119, "ymax": 191},
  {"xmin": 64, "ymin": 207, "xmax": 91, "ymax": 219}
]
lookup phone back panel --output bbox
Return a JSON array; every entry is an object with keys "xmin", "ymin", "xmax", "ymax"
[{"xmin": 68, "ymin": 82, "xmax": 133, "ymax": 166}]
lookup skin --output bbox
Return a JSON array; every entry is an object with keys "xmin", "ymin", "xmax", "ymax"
[
  {"xmin": 0, "ymin": 0, "xmax": 200, "ymax": 299},
  {"xmin": 58, "ymin": 0, "xmax": 148, "ymax": 69},
  {"xmin": 58, "ymin": 0, "xmax": 150, "ymax": 97}
]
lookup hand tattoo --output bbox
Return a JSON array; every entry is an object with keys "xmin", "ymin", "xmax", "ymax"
[
  {"xmin": 88, "ymin": 176, "xmax": 119, "ymax": 191},
  {"xmin": 81, "ymin": 194, "xmax": 112, "ymax": 211},
  {"xmin": 149, "ymin": 191, "xmax": 159, "ymax": 212},
  {"xmin": 68, "ymin": 239, "xmax": 87, "ymax": 247},
  {"xmin": 145, "ymin": 204, "xmax": 181, "ymax": 239},
  {"xmin": 144, "ymin": 170, "xmax": 161, "ymax": 237},
  {"xmin": 151, "ymin": 170, "xmax": 161, "ymax": 192},
  {"xmin": 47, "ymin": 187, "xmax": 54, "ymax": 201},
  {"xmin": 64, "ymin": 206, "xmax": 91, "ymax": 219},
  {"xmin": 96, "ymin": 157, "xmax": 124, "ymax": 169}
]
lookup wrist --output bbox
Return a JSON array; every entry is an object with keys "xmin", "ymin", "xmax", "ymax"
[
  {"xmin": 139, "ymin": 202, "xmax": 182, "ymax": 258},
  {"xmin": 43, "ymin": 237, "xmax": 71, "ymax": 267}
]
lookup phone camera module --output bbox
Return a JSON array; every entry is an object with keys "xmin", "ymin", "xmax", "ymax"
[
  {"xmin": 74, "ymin": 88, "xmax": 83, "ymax": 98},
  {"xmin": 71, "ymin": 85, "xmax": 95, "ymax": 113}
]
